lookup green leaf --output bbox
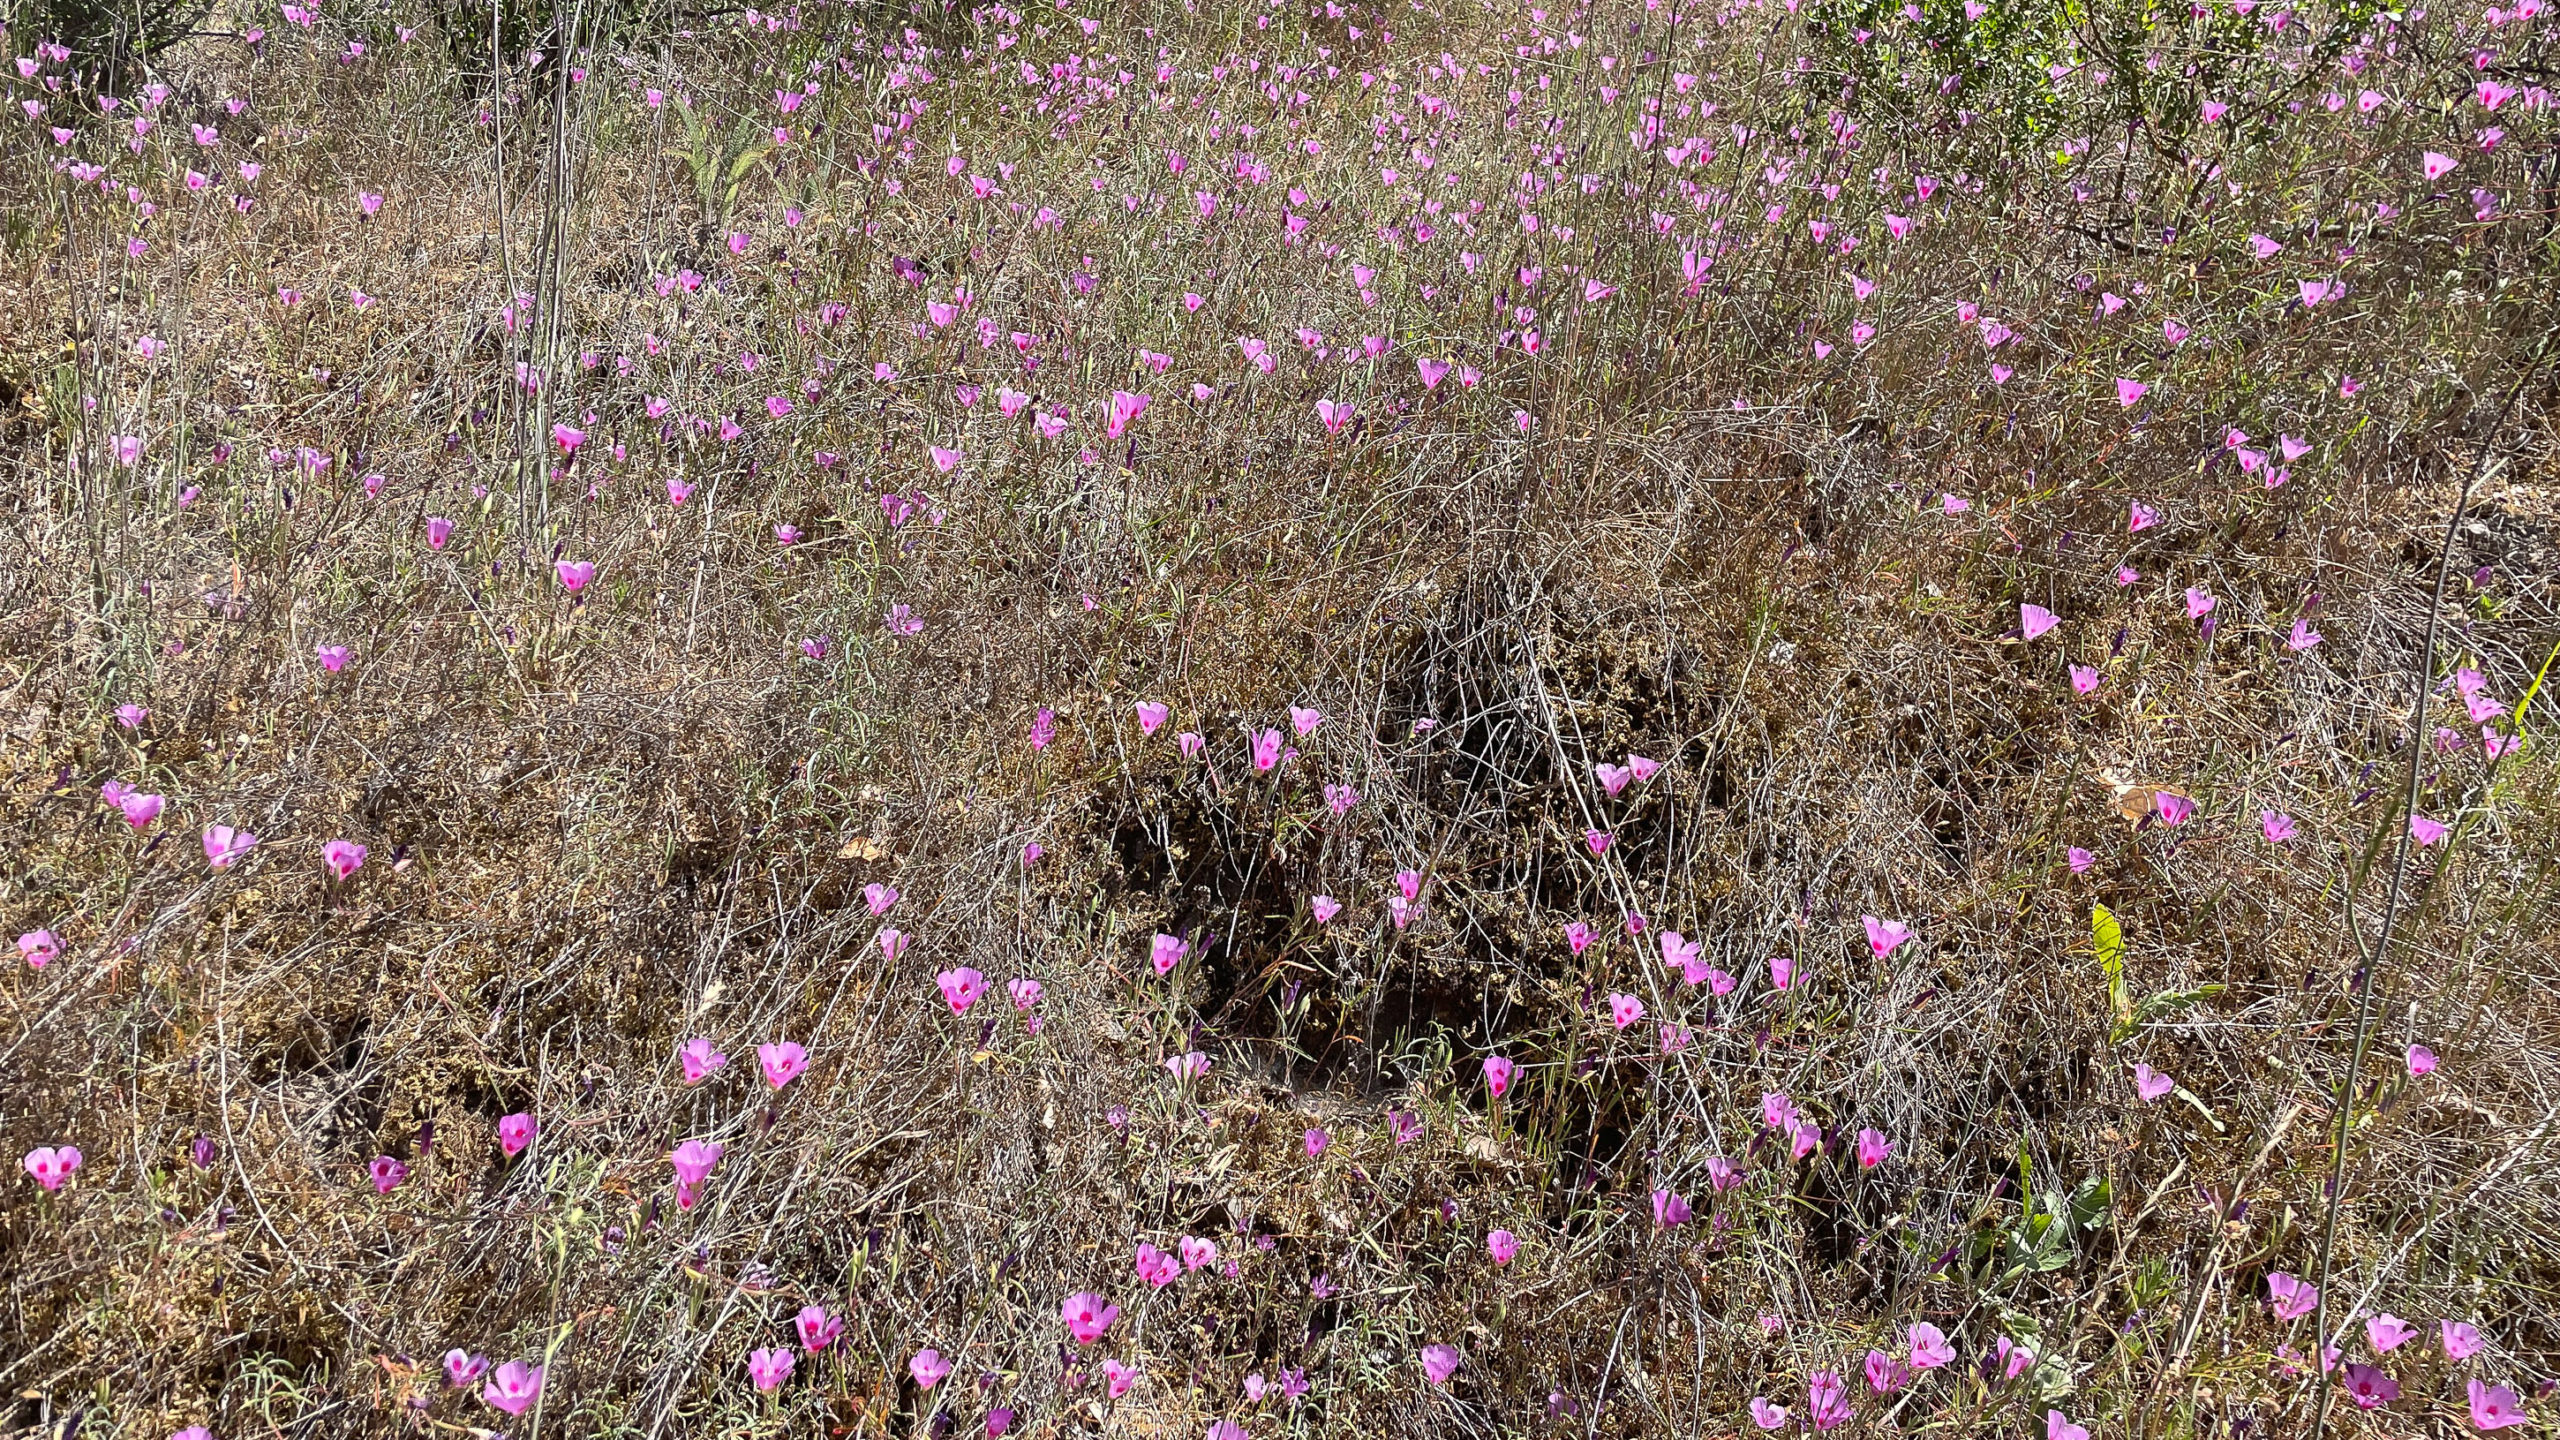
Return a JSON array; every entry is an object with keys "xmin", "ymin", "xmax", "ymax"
[
  {"xmin": 2092, "ymin": 903, "xmax": 2130, "ymax": 1028},
  {"xmin": 2514, "ymin": 637, "xmax": 2559, "ymax": 731},
  {"xmin": 2063, "ymin": 1175, "xmax": 2111, "ymax": 1232}
]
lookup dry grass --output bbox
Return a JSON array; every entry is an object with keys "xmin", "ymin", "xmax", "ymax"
[{"xmin": 2, "ymin": 0, "xmax": 2558, "ymax": 1435}]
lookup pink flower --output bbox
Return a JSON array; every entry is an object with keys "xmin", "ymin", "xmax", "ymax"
[
  {"xmin": 1908, "ymin": 1322, "xmax": 1952, "ymax": 1369},
  {"xmin": 757, "ymin": 1040, "xmax": 808, "ymax": 1088},
  {"xmin": 1482, "ymin": 1055, "xmax": 1516, "ymax": 1098},
  {"xmin": 203, "ymin": 825, "xmax": 260, "ymax": 868},
  {"xmin": 1135, "ymin": 1242, "xmax": 1182, "ymax": 1288},
  {"xmin": 2409, "ymin": 813, "xmax": 2448, "ymax": 847},
  {"xmin": 2442, "ymin": 1320, "xmax": 2483, "ymax": 1360},
  {"xmin": 909, "ymin": 1349, "xmax": 954, "ymax": 1390},
  {"xmin": 2266, "ymin": 1271, "xmax": 2317, "ymax": 1320},
  {"xmin": 554, "ymin": 559, "xmax": 595, "ymax": 592},
  {"xmin": 1101, "ymin": 1358, "xmax": 1139, "ymax": 1397},
  {"xmin": 864, "ymin": 884, "xmax": 899, "ymax": 916},
  {"xmin": 1486, "ymin": 1229, "xmax": 1518, "ymax": 1264},
  {"xmin": 321, "ymin": 840, "xmax": 367, "ymax": 880},
  {"xmin": 2423, "ymin": 150, "xmax": 2457, "ymax": 181},
  {"xmin": 2409, "ymin": 1044, "xmax": 2439, "ymax": 1077},
  {"xmin": 878, "ymin": 929, "xmax": 910, "ymax": 963},
  {"xmin": 426, "ymin": 516, "xmax": 454, "ymax": 549},
  {"xmin": 1771, "ymin": 954, "xmax": 1796, "ymax": 990},
  {"xmin": 2262, "ymin": 811, "xmax": 2298, "ymax": 842},
  {"xmin": 936, "ymin": 967, "xmax": 987, "ymax": 1015},
  {"xmin": 22, "ymin": 1145, "xmax": 81, "ymax": 1190},
  {"xmin": 1864, "ymin": 1349, "xmax": 1909, "ymax": 1394},
  {"xmin": 1165, "ymin": 1051, "xmax": 1210, "ymax": 1080},
  {"xmin": 444, "ymin": 1350, "xmax": 490, "ymax": 1388},
  {"xmin": 748, "ymin": 1346, "xmax": 795, "ymax": 1392},
  {"xmin": 1651, "ymin": 1189, "xmax": 1690, "ymax": 1226},
  {"xmin": 796, "ymin": 1305, "xmax": 844, "ymax": 1352},
  {"xmin": 17, "ymin": 930, "xmax": 60, "ymax": 969},
  {"xmin": 2470, "ymin": 1379, "xmax": 2527, "ymax": 1430},
  {"xmin": 1251, "ymin": 728, "xmax": 1284, "ymax": 770},
  {"xmin": 1029, "ymin": 707, "xmax": 1056, "ymax": 751},
  {"xmin": 481, "ymin": 1362, "xmax": 543, "ymax": 1416},
  {"xmin": 2366, "ymin": 1314, "xmax": 2416, "ymax": 1353},
  {"xmin": 1806, "ymin": 1370, "xmax": 1852, "ymax": 1430},
  {"xmin": 2046, "ymin": 1411, "xmax": 2089, "ymax": 1440},
  {"xmin": 1303, "ymin": 1128, "xmax": 1329, "ymax": 1157},
  {"xmin": 2021, "ymin": 603, "xmax": 2059, "ymax": 639},
  {"xmin": 1862, "ymin": 915, "xmax": 1912, "ymax": 959},
  {"xmin": 2069, "ymin": 847, "xmax": 2094, "ymax": 873},
  {"xmin": 1419, "ymin": 1344, "xmax": 1462, "ymax": 1387},
  {"xmin": 1607, "ymin": 992, "xmax": 1645, "ymax": 1028},
  {"xmin": 1060, "ymin": 1291, "xmax": 1120, "ymax": 1344},
  {"xmin": 1585, "ymin": 828, "xmax": 1613, "ymax": 854},
  {"xmin": 2155, "ymin": 793, "xmax": 2194, "ymax": 826},
  {"xmin": 369, "ymin": 1155, "xmax": 408, "ymax": 1193},
  {"xmin": 671, "ymin": 1138, "xmax": 723, "ymax": 1191},
  {"xmin": 2133, "ymin": 1063, "xmax": 2173, "ymax": 1102},
  {"xmin": 497, "ymin": 1112, "xmax": 535, "ymax": 1157},
  {"xmin": 1106, "ymin": 389, "xmax": 1151, "ymax": 438},
  {"xmin": 118, "ymin": 790, "xmax": 165, "ymax": 829},
  {"xmin": 1135, "ymin": 701, "xmax": 1169, "ymax": 735},
  {"xmin": 1179, "ymin": 1234, "xmax": 1220, "ymax": 1271},
  {"xmin": 1150, "ymin": 932, "xmax": 1191, "ymax": 975},
  {"xmin": 1007, "ymin": 976, "xmax": 1043, "ymax": 1010},
  {"xmin": 2115, "ymin": 377, "xmax": 2150, "ymax": 407},
  {"xmin": 2184, "ymin": 586, "xmax": 2215, "ymax": 619},
  {"xmin": 1749, "ymin": 1397, "xmax": 1789, "ymax": 1430},
  {"xmin": 1660, "ymin": 931, "xmax": 1700, "ymax": 972},
  {"xmin": 1856, "ymin": 1127, "xmax": 1893, "ymax": 1168},
  {"xmin": 679, "ymin": 1037, "xmax": 727, "ymax": 1082},
  {"xmin": 1310, "ymin": 895, "xmax": 1340, "ymax": 924},
  {"xmin": 2342, "ymin": 1363, "xmax": 2398, "ymax": 1410}
]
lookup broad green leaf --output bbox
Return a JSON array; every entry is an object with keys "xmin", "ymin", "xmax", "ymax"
[{"xmin": 2092, "ymin": 903, "xmax": 2130, "ymax": 1027}]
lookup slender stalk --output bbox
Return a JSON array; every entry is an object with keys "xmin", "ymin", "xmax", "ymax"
[
  {"xmin": 2305, "ymin": 363, "xmax": 2538, "ymax": 1439},
  {"xmin": 490, "ymin": 0, "xmax": 520, "ymax": 532}
]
